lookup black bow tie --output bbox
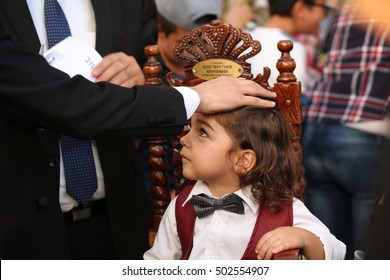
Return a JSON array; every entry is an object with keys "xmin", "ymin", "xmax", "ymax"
[{"xmin": 191, "ymin": 193, "xmax": 245, "ymax": 218}]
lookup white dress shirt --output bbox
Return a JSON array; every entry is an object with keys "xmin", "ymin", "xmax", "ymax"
[
  {"xmin": 144, "ymin": 181, "xmax": 346, "ymax": 260},
  {"xmin": 26, "ymin": 0, "xmax": 200, "ymax": 212}
]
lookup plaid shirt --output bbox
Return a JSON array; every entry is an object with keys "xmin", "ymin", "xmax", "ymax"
[{"xmin": 305, "ymin": 3, "xmax": 390, "ymax": 124}]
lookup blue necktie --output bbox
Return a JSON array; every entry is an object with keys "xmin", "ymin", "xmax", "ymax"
[{"xmin": 45, "ymin": 0, "xmax": 98, "ymax": 205}]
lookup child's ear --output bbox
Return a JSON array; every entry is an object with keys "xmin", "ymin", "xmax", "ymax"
[{"xmin": 234, "ymin": 149, "xmax": 256, "ymax": 174}]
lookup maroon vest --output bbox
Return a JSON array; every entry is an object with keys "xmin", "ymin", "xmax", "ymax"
[{"xmin": 175, "ymin": 185, "xmax": 293, "ymax": 259}]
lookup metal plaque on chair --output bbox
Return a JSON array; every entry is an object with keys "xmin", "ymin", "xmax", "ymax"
[{"xmin": 192, "ymin": 59, "xmax": 243, "ymax": 80}]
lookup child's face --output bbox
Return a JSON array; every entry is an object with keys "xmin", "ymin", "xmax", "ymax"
[{"xmin": 180, "ymin": 113, "xmax": 239, "ymax": 187}]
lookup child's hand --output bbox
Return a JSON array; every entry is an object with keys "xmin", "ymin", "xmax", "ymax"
[
  {"xmin": 255, "ymin": 226, "xmax": 325, "ymax": 260},
  {"xmin": 255, "ymin": 226, "xmax": 306, "ymax": 260}
]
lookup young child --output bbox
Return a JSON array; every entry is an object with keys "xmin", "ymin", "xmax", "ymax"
[{"xmin": 144, "ymin": 106, "xmax": 346, "ymax": 260}]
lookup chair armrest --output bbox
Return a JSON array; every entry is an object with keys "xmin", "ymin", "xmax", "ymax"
[{"xmin": 273, "ymin": 248, "xmax": 302, "ymax": 260}]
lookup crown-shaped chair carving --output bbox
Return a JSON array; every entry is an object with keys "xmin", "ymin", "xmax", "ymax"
[
  {"xmin": 167, "ymin": 20, "xmax": 271, "ymax": 87},
  {"xmin": 175, "ymin": 20, "xmax": 260, "ymax": 63}
]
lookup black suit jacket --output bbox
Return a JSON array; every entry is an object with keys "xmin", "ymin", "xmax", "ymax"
[{"xmin": 0, "ymin": 0, "xmax": 183, "ymax": 259}]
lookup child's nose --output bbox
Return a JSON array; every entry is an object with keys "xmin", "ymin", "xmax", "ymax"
[{"xmin": 180, "ymin": 130, "xmax": 190, "ymax": 147}]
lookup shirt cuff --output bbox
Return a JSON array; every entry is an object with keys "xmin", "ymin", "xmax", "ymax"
[{"xmin": 174, "ymin": 86, "xmax": 200, "ymax": 119}]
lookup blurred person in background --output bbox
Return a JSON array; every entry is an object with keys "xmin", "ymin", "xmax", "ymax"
[
  {"xmin": 246, "ymin": 0, "xmax": 329, "ymax": 106},
  {"xmin": 302, "ymin": 1, "xmax": 390, "ymax": 259},
  {"xmin": 350, "ymin": 0, "xmax": 390, "ymax": 260},
  {"xmin": 156, "ymin": 0, "xmax": 221, "ymax": 82},
  {"xmin": 221, "ymin": 0, "xmax": 255, "ymax": 30}
]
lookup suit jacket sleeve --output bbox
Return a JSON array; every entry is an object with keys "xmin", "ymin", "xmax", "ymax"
[{"xmin": 0, "ymin": 30, "xmax": 187, "ymax": 139}]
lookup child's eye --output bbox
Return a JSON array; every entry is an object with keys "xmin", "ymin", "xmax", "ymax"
[{"xmin": 198, "ymin": 128, "xmax": 207, "ymax": 137}]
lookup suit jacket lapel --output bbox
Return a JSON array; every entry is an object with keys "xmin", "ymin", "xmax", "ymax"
[
  {"xmin": 0, "ymin": 0, "xmax": 41, "ymax": 52},
  {"xmin": 91, "ymin": 0, "xmax": 113, "ymax": 55}
]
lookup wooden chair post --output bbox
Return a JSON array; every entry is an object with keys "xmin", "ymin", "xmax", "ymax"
[
  {"xmin": 143, "ymin": 45, "xmax": 171, "ymax": 246},
  {"xmin": 274, "ymin": 40, "xmax": 304, "ymax": 199}
]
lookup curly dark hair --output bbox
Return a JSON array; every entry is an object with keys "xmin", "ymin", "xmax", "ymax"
[{"xmin": 214, "ymin": 106, "xmax": 300, "ymax": 213}]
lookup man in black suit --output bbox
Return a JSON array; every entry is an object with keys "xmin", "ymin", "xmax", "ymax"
[
  {"xmin": 0, "ymin": 28, "xmax": 276, "ymax": 259},
  {"xmin": 0, "ymin": 0, "xmax": 156, "ymax": 259},
  {"xmin": 0, "ymin": 0, "xmax": 159, "ymax": 259}
]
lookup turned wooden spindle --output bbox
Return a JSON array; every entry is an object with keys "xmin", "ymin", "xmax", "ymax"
[
  {"xmin": 143, "ymin": 45, "xmax": 171, "ymax": 243},
  {"xmin": 274, "ymin": 40, "xmax": 304, "ymax": 199}
]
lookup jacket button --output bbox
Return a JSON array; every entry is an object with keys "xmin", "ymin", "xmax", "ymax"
[
  {"xmin": 37, "ymin": 197, "xmax": 49, "ymax": 208},
  {"xmin": 48, "ymin": 158, "xmax": 59, "ymax": 168}
]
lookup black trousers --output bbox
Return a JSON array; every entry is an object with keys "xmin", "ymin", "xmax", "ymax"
[{"xmin": 64, "ymin": 200, "xmax": 116, "ymax": 259}]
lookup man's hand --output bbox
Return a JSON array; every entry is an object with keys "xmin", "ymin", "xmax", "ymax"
[
  {"xmin": 92, "ymin": 52, "xmax": 145, "ymax": 87},
  {"xmin": 192, "ymin": 76, "xmax": 276, "ymax": 114}
]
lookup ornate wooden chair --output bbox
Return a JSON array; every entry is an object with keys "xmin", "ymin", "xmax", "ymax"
[{"xmin": 143, "ymin": 20, "xmax": 303, "ymax": 260}]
